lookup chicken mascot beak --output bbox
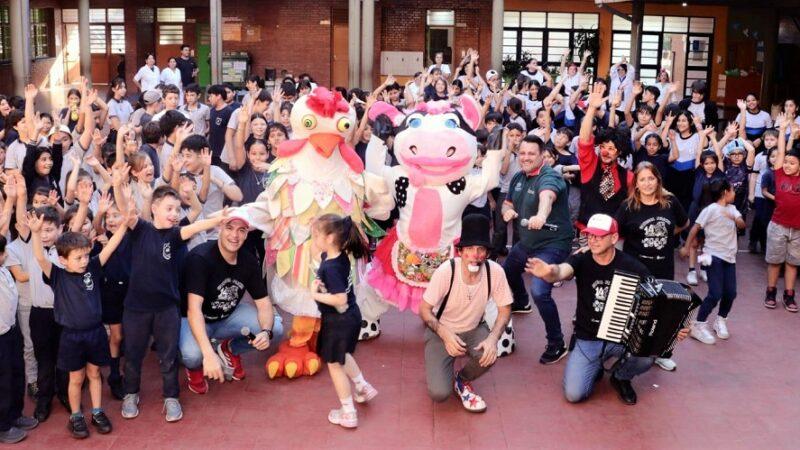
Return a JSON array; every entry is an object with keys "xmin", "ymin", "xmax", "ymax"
[{"xmin": 309, "ymin": 133, "xmax": 343, "ymax": 158}]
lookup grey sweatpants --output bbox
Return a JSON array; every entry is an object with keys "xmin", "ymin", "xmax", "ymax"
[{"xmin": 424, "ymin": 323, "xmax": 492, "ymax": 402}]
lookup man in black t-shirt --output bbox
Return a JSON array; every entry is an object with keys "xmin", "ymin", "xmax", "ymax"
[
  {"xmin": 526, "ymin": 214, "xmax": 689, "ymax": 405},
  {"xmin": 180, "ymin": 213, "xmax": 283, "ymax": 395},
  {"xmin": 207, "ymin": 84, "xmax": 232, "ymax": 166},
  {"xmin": 175, "ymin": 45, "xmax": 198, "ymax": 87}
]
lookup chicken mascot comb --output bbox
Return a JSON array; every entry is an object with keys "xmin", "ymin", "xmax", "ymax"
[
  {"xmin": 236, "ymin": 86, "xmax": 392, "ymax": 379},
  {"xmin": 355, "ymin": 95, "xmax": 515, "ymax": 356}
]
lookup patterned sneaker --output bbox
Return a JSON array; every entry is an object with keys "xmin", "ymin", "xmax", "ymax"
[
  {"xmin": 328, "ymin": 408, "xmax": 358, "ymax": 428},
  {"xmin": 453, "ymin": 375, "xmax": 487, "ymax": 413},
  {"xmin": 783, "ymin": 291, "xmax": 798, "ymax": 313},
  {"xmin": 185, "ymin": 368, "xmax": 208, "ymax": 394},
  {"xmin": 353, "ymin": 382, "xmax": 378, "ymax": 404},
  {"xmin": 216, "ymin": 340, "xmax": 245, "ymax": 381},
  {"xmin": 121, "ymin": 393, "xmax": 139, "ymax": 419},
  {"xmin": 163, "ymin": 398, "xmax": 183, "ymax": 423},
  {"xmin": 91, "ymin": 411, "xmax": 112, "ymax": 434}
]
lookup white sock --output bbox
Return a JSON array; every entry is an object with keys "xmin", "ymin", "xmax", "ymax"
[
  {"xmin": 351, "ymin": 373, "xmax": 367, "ymax": 390},
  {"xmin": 340, "ymin": 396, "xmax": 356, "ymax": 413}
]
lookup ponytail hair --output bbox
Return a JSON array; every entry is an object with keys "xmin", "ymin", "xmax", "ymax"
[{"xmin": 314, "ymin": 214, "xmax": 369, "ymax": 259}]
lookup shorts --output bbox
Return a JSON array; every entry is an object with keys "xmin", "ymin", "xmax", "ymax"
[
  {"xmin": 101, "ymin": 283, "xmax": 128, "ymax": 325},
  {"xmin": 766, "ymin": 221, "xmax": 800, "ymax": 266},
  {"xmin": 57, "ymin": 325, "xmax": 111, "ymax": 372}
]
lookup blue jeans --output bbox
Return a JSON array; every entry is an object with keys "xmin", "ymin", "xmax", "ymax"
[
  {"xmin": 696, "ymin": 256, "xmax": 737, "ymax": 322},
  {"xmin": 502, "ymin": 243, "xmax": 569, "ymax": 346},
  {"xmin": 563, "ymin": 339, "xmax": 654, "ymax": 403},
  {"xmin": 179, "ymin": 302, "xmax": 284, "ymax": 369}
]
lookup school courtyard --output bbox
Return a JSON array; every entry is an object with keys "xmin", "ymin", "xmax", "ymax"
[{"xmin": 11, "ymin": 240, "xmax": 796, "ymax": 450}]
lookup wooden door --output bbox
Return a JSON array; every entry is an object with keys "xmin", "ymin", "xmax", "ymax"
[
  {"xmin": 331, "ymin": 24, "xmax": 349, "ymax": 88},
  {"xmin": 156, "ymin": 24, "xmax": 184, "ymax": 68},
  {"xmin": 64, "ymin": 24, "xmax": 81, "ymax": 84}
]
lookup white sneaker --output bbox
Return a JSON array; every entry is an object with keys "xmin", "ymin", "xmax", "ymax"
[
  {"xmin": 686, "ymin": 270, "xmax": 698, "ymax": 286},
  {"xmin": 714, "ymin": 316, "xmax": 730, "ymax": 340},
  {"xmin": 654, "ymin": 357, "xmax": 677, "ymax": 371},
  {"xmin": 699, "ymin": 269, "xmax": 708, "ymax": 282},
  {"xmin": 690, "ymin": 321, "xmax": 716, "ymax": 345}
]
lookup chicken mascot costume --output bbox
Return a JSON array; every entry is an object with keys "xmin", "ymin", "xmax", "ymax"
[
  {"xmin": 238, "ymin": 87, "xmax": 391, "ymax": 378},
  {"xmin": 356, "ymin": 96, "xmax": 516, "ymax": 356}
]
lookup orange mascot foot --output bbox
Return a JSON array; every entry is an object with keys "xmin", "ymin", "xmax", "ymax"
[{"xmin": 265, "ymin": 316, "xmax": 322, "ymax": 379}]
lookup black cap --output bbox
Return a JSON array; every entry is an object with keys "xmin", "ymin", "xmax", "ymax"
[{"xmin": 457, "ymin": 214, "xmax": 492, "ymax": 249}]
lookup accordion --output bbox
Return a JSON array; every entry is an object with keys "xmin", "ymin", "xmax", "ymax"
[{"xmin": 596, "ymin": 271, "xmax": 702, "ymax": 358}]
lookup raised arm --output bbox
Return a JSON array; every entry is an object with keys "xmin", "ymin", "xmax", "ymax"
[
  {"xmin": 580, "ymin": 83, "xmax": 605, "ymax": 144},
  {"xmin": 69, "ymin": 180, "xmax": 93, "ymax": 232},
  {"xmin": 776, "ymin": 113, "xmax": 788, "ymax": 168},
  {"xmin": 27, "ymin": 212, "xmax": 52, "ymax": 278},
  {"xmin": 737, "ymin": 99, "xmax": 747, "ymax": 141},
  {"xmin": 78, "ymin": 87, "xmax": 98, "ymax": 152},
  {"xmin": 98, "ymin": 201, "xmax": 132, "ymax": 266},
  {"xmin": 233, "ymin": 102, "xmax": 251, "ymax": 171},
  {"xmin": 179, "ymin": 208, "xmax": 228, "ymax": 241}
]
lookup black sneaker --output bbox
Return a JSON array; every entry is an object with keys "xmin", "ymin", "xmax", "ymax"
[
  {"xmin": 68, "ymin": 415, "xmax": 89, "ymax": 439},
  {"xmin": 783, "ymin": 291, "xmax": 798, "ymax": 313},
  {"xmin": 0, "ymin": 427, "xmax": 27, "ymax": 444},
  {"xmin": 108, "ymin": 375, "xmax": 125, "ymax": 401},
  {"xmin": 511, "ymin": 303, "xmax": 533, "ymax": 315},
  {"xmin": 13, "ymin": 416, "xmax": 38, "ymax": 431},
  {"xmin": 765, "ymin": 288, "xmax": 778, "ymax": 309},
  {"xmin": 539, "ymin": 343, "xmax": 568, "ymax": 365},
  {"xmin": 609, "ymin": 375, "xmax": 637, "ymax": 405},
  {"xmin": 33, "ymin": 399, "xmax": 51, "ymax": 422},
  {"xmin": 27, "ymin": 382, "xmax": 38, "ymax": 400},
  {"xmin": 91, "ymin": 411, "xmax": 112, "ymax": 434}
]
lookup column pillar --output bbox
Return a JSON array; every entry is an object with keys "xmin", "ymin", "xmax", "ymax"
[
  {"xmin": 491, "ymin": 0, "xmax": 504, "ymax": 72},
  {"xmin": 209, "ymin": 0, "xmax": 223, "ymax": 84},
  {"xmin": 629, "ymin": 0, "xmax": 644, "ymax": 71},
  {"xmin": 348, "ymin": 0, "xmax": 361, "ymax": 88},
  {"xmin": 9, "ymin": 0, "xmax": 31, "ymax": 95},
  {"xmin": 79, "ymin": 0, "xmax": 91, "ymax": 83},
  {"xmin": 360, "ymin": 0, "xmax": 374, "ymax": 90}
]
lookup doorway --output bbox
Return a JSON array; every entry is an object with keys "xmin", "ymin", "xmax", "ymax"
[{"xmin": 331, "ymin": 24, "xmax": 349, "ymax": 88}]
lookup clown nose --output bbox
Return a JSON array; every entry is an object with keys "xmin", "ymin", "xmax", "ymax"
[
  {"xmin": 600, "ymin": 149, "xmax": 611, "ymax": 159},
  {"xmin": 309, "ymin": 133, "xmax": 343, "ymax": 157}
]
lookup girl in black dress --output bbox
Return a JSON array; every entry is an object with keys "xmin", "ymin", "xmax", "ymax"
[{"xmin": 311, "ymin": 214, "xmax": 378, "ymax": 429}]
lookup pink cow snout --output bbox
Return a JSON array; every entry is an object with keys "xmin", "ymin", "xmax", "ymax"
[{"xmin": 396, "ymin": 129, "xmax": 475, "ymax": 186}]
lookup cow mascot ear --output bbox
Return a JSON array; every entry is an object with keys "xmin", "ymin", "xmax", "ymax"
[{"xmin": 457, "ymin": 94, "xmax": 483, "ymax": 132}]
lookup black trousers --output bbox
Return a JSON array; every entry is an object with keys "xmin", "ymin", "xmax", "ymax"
[
  {"xmin": 29, "ymin": 307, "xmax": 68, "ymax": 403},
  {"xmin": 0, "ymin": 326, "xmax": 24, "ymax": 431},
  {"xmin": 123, "ymin": 307, "xmax": 180, "ymax": 399}
]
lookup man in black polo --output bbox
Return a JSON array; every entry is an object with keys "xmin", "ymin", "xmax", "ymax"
[
  {"xmin": 175, "ymin": 44, "xmax": 198, "ymax": 88},
  {"xmin": 501, "ymin": 135, "xmax": 574, "ymax": 365},
  {"xmin": 179, "ymin": 211, "xmax": 283, "ymax": 394}
]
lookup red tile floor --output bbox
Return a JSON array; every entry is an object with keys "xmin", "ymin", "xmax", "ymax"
[{"xmin": 13, "ymin": 247, "xmax": 796, "ymax": 449}]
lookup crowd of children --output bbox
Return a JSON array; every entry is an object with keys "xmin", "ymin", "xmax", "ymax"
[{"xmin": 0, "ymin": 44, "xmax": 798, "ymax": 442}]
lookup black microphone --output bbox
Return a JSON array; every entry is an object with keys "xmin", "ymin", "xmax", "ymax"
[
  {"xmin": 241, "ymin": 326, "xmax": 257, "ymax": 341},
  {"xmin": 520, "ymin": 218, "xmax": 559, "ymax": 231}
]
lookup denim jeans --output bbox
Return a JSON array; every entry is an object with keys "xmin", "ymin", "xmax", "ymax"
[
  {"xmin": 696, "ymin": 256, "xmax": 737, "ymax": 322},
  {"xmin": 179, "ymin": 302, "xmax": 284, "ymax": 369},
  {"xmin": 502, "ymin": 243, "xmax": 569, "ymax": 346},
  {"xmin": 562, "ymin": 338, "xmax": 654, "ymax": 403}
]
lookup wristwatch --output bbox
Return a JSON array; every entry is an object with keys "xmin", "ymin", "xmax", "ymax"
[{"xmin": 262, "ymin": 329, "xmax": 273, "ymax": 340}]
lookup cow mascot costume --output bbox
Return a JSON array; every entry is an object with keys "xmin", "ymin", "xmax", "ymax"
[
  {"xmin": 357, "ymin": 95, "xmax": 516, "ymax": 356},
  {"xmin": 238, "ymin": 87, "xmax": 391, "ymax": 378}
]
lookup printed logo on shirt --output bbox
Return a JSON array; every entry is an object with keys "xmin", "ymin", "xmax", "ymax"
[
  {"xmin": 83, "ymin": 272, "xmax": 94, "ymax": 291},
  {"xmin": 215, "ymin": 116, "xmax": 224, "ymax": 126},
  {"xmin": 591, "ymin": 280, "xmax": 611, "ymax": 314},
  {"xmin": 211, "ymin": 278, "xmax": 245, "ymax": 313},
  {"xmin": 640, "ymin": 217, "xmax": 669, "ymax": 250},
  {"xmin": 162, "ymin": 243, "xmax": 172, "ymax": 260}
]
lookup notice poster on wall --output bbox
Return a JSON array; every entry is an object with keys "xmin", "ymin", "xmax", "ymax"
[
  {"xmin": 243, "ymin": 25, "xmax": 261, "ymax": 42},
  {"xmin": 223, "ymin": 23, "xmax": 242, "ymax": 41}
]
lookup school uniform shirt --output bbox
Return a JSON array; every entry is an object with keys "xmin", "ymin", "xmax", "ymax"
[
  {"xmin": 507, "ymin": 164, "xmax": 574, "ymax": 252},
  {"xmin": 316, "ymin": 252, "xmax": 357, "ymax": 315},
  {"xmin": 616, "ymin": 195, "xmax": 688, "ymax": 279},
  {"xmin": 498, "ymin": 152, "xmax": 520, "ymax": 194},
  {"xmin": 180, "ymin": 103, "xmax": 211, "ymax": 136},
  {"xmin": 519, "ymin": 69, "xmax": 545, "ymax": 85},
  {"xmin": 670, "ymin": 133, "xmax": 701, "ymax": 172},
  {"xmin": 44, "ymin": 257, "xmax": 103, "ymax": 331},
  {"xmin": 220, "ymin": 107, "xmax": 243, "ymax": 165},
  {"xmin": 696, "ymin": 203, "xmax": 741, "ymax": 263},
  {"xmin": 124, "ymin": 220, "xmax": 188, "ymax": 312},
  {"xmin": 4, "ymin": 136, "xmax": 50, "ymax": 171},
  {"xmin": 735, "ymin": 110, "xmax": 772, "ymax": 140},
  {"xmin": 150, "ymin": 108, "xmax": 191, "ymax": 125},
  {"xmin": 133, "ymin": 65, "xmax": 161, "ymax": 92},
  {"xmin": 234, "ymin": 159, "xmax": 272, "ymax": 204},
  {"xmin": 159, "ymin": 68, "xmax": 183, "ymax": 92},
  {"xmin": 422, "ymin": 258, "xmax": 512, "ymax": 334},
  {"xmin": 4, "ymin": 238, "xmax": 60, "ymax": 308},
  {"xmin": 107, "ymin": 98, "xmax": 134, "ymax": 125},
  {"xmin": 4, "ymin": 240, "xmax": 32, "ymax": 308},
  {"xmin": 192, "ymin": 165, "xmax": 235, "ymax": 239},
  {"xmin": 771, "ymin": 168, "xmax": 800, "ymax": 229},
  {"xmin": 184, "ymin": 241, "xmax": 267, "ymax": 322},
  {"xmin": 427, "ymin": 64, "xmax": 451, "ymax": 78},
  {"xmin": 752, "ymin": 153, "xmax": 770, "ymax": 200},
  {"xmin": 0, "ymin": 266, "xmax": 19, "ymax": 334},
  {"xmin": 567, "ymin": 249, "xmax": 650, "ymax": 341},
  {"xmin": 633, "ymin": 150, "xmax": 670, "ymax": 183},
  {"xmin": 209, "ymin": 106, "xmax": 233, "ymax": 160}
]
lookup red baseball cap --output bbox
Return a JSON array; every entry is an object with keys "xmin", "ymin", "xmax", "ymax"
[{"xmin": 582, "ymin": 214, "xmax": 618, "ymax": 237}]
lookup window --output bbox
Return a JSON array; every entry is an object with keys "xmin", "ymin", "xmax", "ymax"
[
  {"xmin": 159, "ymin": 25, "xmax": 184, "ymax": 45},
  {"xmin": 503, "ymin": 11, "xmax": 599, "ymax": 76},
  {"xmin": 30, "ymin": 9, "xmax": 52, "ymax": 58},
  {"xmin": 157, "ymin": 8, "xmax": 185, "ymax": 23},
  {"xmin": 65, "ymin": 8, "xmax": 126, "ymax": 55},
  {"xmin": 426, "ymin": 10, "xmax": 454, "ymax": 65},
  {"xmin": 0, "ymin": 7, "xmax": 9, "ymax": 62}
]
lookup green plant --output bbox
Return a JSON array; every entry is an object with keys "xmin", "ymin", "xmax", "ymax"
[
  {"xmin": 502, "ymin": 51, "xmax": 533, "ymax": 85},
  {"xmin": 573, "ymin": 29, "xmax": 599, "ymax": 76}
]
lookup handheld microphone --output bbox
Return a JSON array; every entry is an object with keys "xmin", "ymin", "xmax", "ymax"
[
  {"xmin": 520, "ymin": 218, "xmax": 559, "ymax": 231},
  {"xmin": 241, "ymin": 326, "xmax": 257, "ymax": 341}
]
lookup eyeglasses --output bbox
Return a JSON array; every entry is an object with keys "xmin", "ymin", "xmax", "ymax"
[{"xmin": 585, "ymin": 233, "xmax": 611, "ymax": 241}]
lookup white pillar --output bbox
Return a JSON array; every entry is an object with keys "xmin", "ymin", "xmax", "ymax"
[
  {"xmin": 491, "ymin": 0, "xmax": 504, "ymax": 72},
  {"xmin": 360, "ymin": 0, "xmax": 374, "ymax": 90},
  {"xmin": 210, "ymin": 0, "xmax": 223, "ymax": 84},
  {"xmin": 9, "ymin": 0, "xmax": 31, "ymax": 95},
  {"xmin": 79, "ymin": 0, "xmax": 91, "ymax": 83},
  {"xmin": 348, "ymin": 0, "xmax": 361, "ymax": 88}
]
